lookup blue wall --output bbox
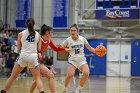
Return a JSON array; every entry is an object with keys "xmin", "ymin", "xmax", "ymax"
[
  {"xmin": 131, "ymin": 39, "xmax": 140, "ymax": 76},
  {"xmin": 84, "ymin": 39, "xmax": 107, "ymax": 75}
]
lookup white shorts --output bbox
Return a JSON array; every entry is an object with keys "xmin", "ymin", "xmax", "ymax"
[
  {"xmin": 16, "ymin": 52, "xmax": 39, "ymax": 68},
  {"xmin": 68, "ymin": 57, "xmax": 87, "ymax": 69}
]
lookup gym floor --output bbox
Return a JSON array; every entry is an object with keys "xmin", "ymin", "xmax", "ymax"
[{"xmin": 0, "ymin": 75, "xmax": 140, "ymax": 93}]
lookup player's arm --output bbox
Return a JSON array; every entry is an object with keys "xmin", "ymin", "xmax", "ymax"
[
  {"xmin": 83, "ymin": 37, "xmax": 96, "ymax": 53},
  {"xmin": 49, "ymin": 40, "xmax": 65, "ymax": 52},
  {"xmin": 37, "ymin": 34, "xmax": 42, "ymax": 52},
  {"xmin": 61, "ymin": 40, "xmax": 73, "ymax": 52},
  {"xmin": 17, "ymin": 32, "xmax": 22, "ymax": 53},
  {"xmin": 85, "ymin": 43, "xmax": 96, "ymax": 53},
  {"xmin": 37, "ymin": 34, "xmax": 42, "ymax": 60},
  {"xmin": 37, "ymin": 35, "xmax": 42, "ymax": 60}
]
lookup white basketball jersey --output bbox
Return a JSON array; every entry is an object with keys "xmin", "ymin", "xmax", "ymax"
[
  {"xmin": 21, "ymin": 29, "xmax": 39, "ymax": 53},
  {"xmin": 63, "ymin": 35, "xmax": 88, "ymax": 58}
]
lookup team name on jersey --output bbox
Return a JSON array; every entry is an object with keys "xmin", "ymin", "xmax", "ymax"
[{"xmin": 71, "ymin": 44, "xmax": 83, "ymax": 49}]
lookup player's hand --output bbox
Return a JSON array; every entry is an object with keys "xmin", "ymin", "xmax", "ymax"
[
  {"xmin": 65, "ymin": 48, "xmax": 73, "ymax": 52},
  {"xmin": 57, "ymin": 44, "xmax": 64, "ymax": 48},
  {"xmin": 38, "ymin": 53, "xmax": 42, "ymax": 61}
]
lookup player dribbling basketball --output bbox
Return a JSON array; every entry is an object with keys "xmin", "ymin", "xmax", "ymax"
[{"xmin": 61, "ymin": 24, "xmax": 97, "ymax": 93}]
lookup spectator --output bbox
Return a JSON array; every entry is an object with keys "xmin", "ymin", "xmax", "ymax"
[
  {"xmin": 7, "ymin": 31, "xmax": 15, "ymax": 46},
  {"xmin": 3, "ymin": 30, "xmax": 9, "ymax": 45},
  {"xmin": 5, "ymin": 53, "xmax": 16, "ymax": 69},
  {"xmin": 5, "ymin": 53, "xmax": 16, "ymax": 76}
]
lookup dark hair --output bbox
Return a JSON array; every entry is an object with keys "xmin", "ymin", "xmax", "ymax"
[
  {"xmin": 40, "ymin": 24, "xmax": 52, "ymax": 35},
  {"xmin": 70, "ymin": 24, "xmax": 78, "ymax": 31},
  {"xmin": 26, "ymin": 18, "xmax": 35, "ymax": 35}
]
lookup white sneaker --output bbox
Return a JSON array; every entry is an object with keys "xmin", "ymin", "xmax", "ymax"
[{"xmin": 75, "ymin": 89, "xmax": 81, "ymax": 93}]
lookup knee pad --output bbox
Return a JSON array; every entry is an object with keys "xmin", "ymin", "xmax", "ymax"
[{"xmin": 1, "ymin": 90, "xmax": 6, "ymax": 93}]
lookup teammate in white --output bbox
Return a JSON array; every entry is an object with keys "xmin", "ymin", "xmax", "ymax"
[
  {"xmin": 61, "ymin": 24, "xmax": 96, "ymax": 93},
  {"xmin": 1, "ymin": 18, "xmax": 45, "ymax": 93}
]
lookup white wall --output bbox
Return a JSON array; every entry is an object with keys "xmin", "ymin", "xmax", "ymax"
[
  {"xmin": 32, "ymin": 0, "xmax": 42, "ymax": 29},
  {"xmin": 33, "ymin": 0, "xmax": 53, "ymax": 28},
  {"xmin": 8, "ymin": 0, "xmax": 16, "ymax": 28},
  {"xmin": 0, "ymin": 0, "xmax": 16, "ymax": 28},
  {"xmin": 43, "ymin": 0, "xmax": 52, "ymax": 25},
  {"xmin": 107, "ymin": 40, "xmax": 131, "ymax": 77}
]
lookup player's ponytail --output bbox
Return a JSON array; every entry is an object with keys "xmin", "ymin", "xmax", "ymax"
[
  {"xmin": 40, "ymin": 24, "xmax": 52, "ymax": 35},
  {"xmin": 70, "ymin": 24, "xmax": 79, "ymax": 32},
  {"xmin": 26, "ymin": 18, "xmax": 35, "ymax": 35}
]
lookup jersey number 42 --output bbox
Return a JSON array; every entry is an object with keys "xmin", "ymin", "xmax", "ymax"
[{"xmin": 26, "ymin": 35, "xmax": 35, "ymax": 42}]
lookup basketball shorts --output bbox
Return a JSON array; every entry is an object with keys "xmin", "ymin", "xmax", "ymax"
[
  {"xmin": 68, "ymin": 57, "xmax": 87, "ymax": 69},
  {"xmin": 16, "ymin": 52, "xmax": 39, "ymax": 68}
]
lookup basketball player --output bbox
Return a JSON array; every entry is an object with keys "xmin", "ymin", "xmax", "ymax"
[
  {"xmin": 0, "ymin": 18, "xmax": 45, "ymax": 93},
  {"xmin": 30, "ymin": 24, "xmax": 64, "ymax": 93},
  {"xmin": 61, "ymin": 24, "xmax": 96, "ymax": 93}
]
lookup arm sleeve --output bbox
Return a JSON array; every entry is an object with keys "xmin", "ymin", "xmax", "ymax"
[{"xmin": 49, "ymin": 40, "xmax": 65, "ymax": 52}]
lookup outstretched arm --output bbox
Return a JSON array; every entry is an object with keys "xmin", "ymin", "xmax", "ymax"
[
  {"xmin": 85, "ymin": 43, "xmax": 96, "ymax": 53},
  {"xmin": 49, "ymin": 40, "xmax": 65, "ymax": 52},
  {"xmin": 60, "ymin": 43, "xmax": 73, "ymax": 52}
]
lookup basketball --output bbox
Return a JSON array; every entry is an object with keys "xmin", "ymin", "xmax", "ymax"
[{"xmin": 95, "ymin": 45, "xmax": 107, "ymax": 57}]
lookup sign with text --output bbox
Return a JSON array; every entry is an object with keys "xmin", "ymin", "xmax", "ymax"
[
  {"xmin": 16, "ymin": 0, "xmax": 31, "ymax": 28},
  {"xmin": 52, "ymin": 0, "xmax": 69, "ymax": 29},
  {"xmin": 96, "ymin": 9, "xmax": 139, "ymax": 20}
]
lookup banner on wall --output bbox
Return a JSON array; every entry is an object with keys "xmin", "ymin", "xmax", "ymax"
[
  {"xmin": 16, "ymin": 0, "xmax": 31, "ymax": 28},
  {"xmin": 52, "ymin": 0, "xmax": 69, "ymax": 29},
  {"xmin": 96, "ymin": 9, "xmax": 139, "ymax": 20}
]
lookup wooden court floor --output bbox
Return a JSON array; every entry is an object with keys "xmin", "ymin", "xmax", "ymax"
[{"xmin": 0, "ymin": 75, "xmax": 140, "ymax": 93}]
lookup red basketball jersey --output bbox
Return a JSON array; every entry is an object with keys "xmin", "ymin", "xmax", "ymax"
[{"xmin": 39, "ymin": 37, "xmax": 64, "ymax": 63}]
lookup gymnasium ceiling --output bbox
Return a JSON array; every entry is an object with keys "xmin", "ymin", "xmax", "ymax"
[{"xmin": 78, "ymin": 20, "xmax": 140, "ymax": 39}]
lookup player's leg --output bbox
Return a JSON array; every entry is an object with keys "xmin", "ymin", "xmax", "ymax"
[
  {"xmin": 79, "ymin": 64, "xmax": 90, "ymax": 87},
  {"xmin": 29, "ymin": 52, "xmax": 45, "ymax": 93},
  {"xmin": 40, "ymin": 64, "xmax": 57, "ymax": 93},
  {"xmin": 62, "ymin": 64, "xmax": 76, "ymax": 93},
  {"xmin": 30, "ymin": 64, "xmax": 57, "ymax": 93},
  {"xmin": 75, "ymin": 64, "xmax": 90, "ymax": 93},
  {"xmin": 30, "ymin": 80, "xmax": 37, "ymax": 93},
  {"xmin": 30, "ymin": 66, "xmax": 45, "ymax": 93},
  {"xmin": 1, "ymin": 64, "xmax": 23, "ymax": 93}
]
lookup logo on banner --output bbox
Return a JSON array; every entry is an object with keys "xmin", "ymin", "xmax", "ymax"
[{"xmin": 106, "ymin": 10, "xmax": 130, "ymax": 18}]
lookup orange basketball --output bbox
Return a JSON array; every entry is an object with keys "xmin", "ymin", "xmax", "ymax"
[{"xmin": 95, "ymin": 45, "xmax": 107, "ymax": 57}]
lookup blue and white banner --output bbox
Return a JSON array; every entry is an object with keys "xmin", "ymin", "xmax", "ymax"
[
  {"xmin": 16, "ymin": 0, "xmax": 31, "ymax": 28},
  {"xmin": 52, "ymin": 0, "xmax": 69, "ymax": 29},
  {"xmin": 96, "ymin": 9, "xmax": 139, "ymax": 20}
]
